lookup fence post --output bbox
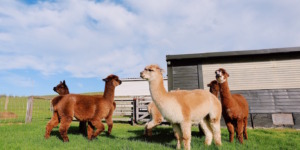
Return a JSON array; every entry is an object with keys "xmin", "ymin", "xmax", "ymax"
[
  {"xmin": 25, "ymin": 96, "xmax": 34, "ymax": 123},
  {"xmin": 131, "ymin": 97, "xmax": 137, "ymax": 125},
  {"xmin": 5, "ymin": 95, "xmax": 9, "ymax": 110}
]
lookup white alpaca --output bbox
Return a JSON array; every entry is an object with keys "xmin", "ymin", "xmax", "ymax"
[{"xmin": 140, "ymin": 64, "xmax": 222, "ymax": 150}]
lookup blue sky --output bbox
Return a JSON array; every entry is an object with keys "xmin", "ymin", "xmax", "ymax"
[{"xmin": 0, "ymin": 0, "xmax": 300, "ymax": 96}]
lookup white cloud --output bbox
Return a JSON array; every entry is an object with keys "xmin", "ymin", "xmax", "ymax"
[{"xmin": 0, "ymin": 0, "xmax": 300, "ymax": 79}]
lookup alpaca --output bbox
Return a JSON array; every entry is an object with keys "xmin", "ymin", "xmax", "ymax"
[
  {"xmin": 53, "ymin": 80, "xmax": 86, "ymax": 134},
  {"xmin": 215, "ymin": 68, "xmax": 249, "ymax": 144},
  {"xmin": 140, "ymin": 64, "xmax": 222, "ymax": 150},
  {"xmin": 53, "ymin": 80, "xmax": 117, "ymax": 135},
  {"xmin": 145, "ymin": 81, "xmax": 220, "ymax": 137},
  {"xmin": 207, "ymin": 80, "xmax": 220, "ymax": 97},
  {"xmin": 144, "ymin": 101, "xmax": 164, "ymax": 136},
  {"xmin": 45, "ymin": 75, "xmax": 121, "ymax": 142}
]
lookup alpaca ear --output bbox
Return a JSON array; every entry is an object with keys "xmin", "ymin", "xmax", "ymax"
[
  {"xmin": 160, "ymin": 69, "xmax": 165, "ymax": 73},
  {"xmin": 63, "ymin": 80, "xmax": 66, "ymax": 84},
  {"xmin": 226, "ymin": 72, "xmax": 230, "ymax": 77}
]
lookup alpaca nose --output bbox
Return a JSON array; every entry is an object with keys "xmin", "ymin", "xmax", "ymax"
[
  {"xmin": 140, "ymin": 72, "xmax": 143, "ymax": 78},
  {"xmin": 216, "ymin": 74, "xmax": 220, "ymax": 78},
  {"xmin": 53, "ymin": 87, "xmax": 56, "ymax": 92},
  {"xmin": 119, "ymin": 80, "xmax": 122, "ymax": 85}
]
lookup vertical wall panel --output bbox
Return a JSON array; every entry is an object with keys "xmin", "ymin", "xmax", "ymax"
[
  {"xmin": 202, "ymin": 59, "xmax": 300, "ymax": 91},
  {"xmin": 172, "ymin": 65, "xmax": 199, "ymax": 90}
]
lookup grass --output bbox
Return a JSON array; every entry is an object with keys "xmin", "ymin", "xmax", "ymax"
[{"xmin": 0, "ymin": 120, "xmax": 299, "ymax": 150}]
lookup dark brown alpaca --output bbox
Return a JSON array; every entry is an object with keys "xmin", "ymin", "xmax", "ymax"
[
  {"xmin": 53, "ymin": 80, "xmax": 86, "ymax": 134},
  {"xmin": 207, "ymin": 80, "xmax": 220, "ymax": 97},
  {"xmin": 45, "ymin": 75, "xmax": 121, "ymax": 142},
  {"xmin": 215, "ymin": 68, "xmax": 249, "ymax": 144}
]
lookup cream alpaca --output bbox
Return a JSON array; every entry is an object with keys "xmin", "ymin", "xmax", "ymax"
[{"xmin": 140, "ymin": 64, "xmax": 222, "ymax": 150}]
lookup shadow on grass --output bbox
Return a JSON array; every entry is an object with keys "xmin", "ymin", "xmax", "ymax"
[
  {"xmin": 50, "ymin": 126, "xmax": 116, "ymax": 142},
  {"xmin": 126, "ymin": 127, "xmax": 204, "ymax": 149}
]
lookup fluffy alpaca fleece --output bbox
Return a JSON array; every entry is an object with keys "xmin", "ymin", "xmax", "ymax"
[
  {"xmin": 215, "ymin": 68, "xmax": 249, "ymax": 144},
  {"xmin": 45, "ymin": 75, "xmax": 121, "ymax": 142},
  {"xmin": 145, "ymin": 81, "xmax": 220, "ymax": 137},
  {"xmin": 53, "ymin": 80, "xmax": 116, "ymax": 135},
  {"xmin": 140, "ymin": 64, "xmax": 222, "ymax": 150}
]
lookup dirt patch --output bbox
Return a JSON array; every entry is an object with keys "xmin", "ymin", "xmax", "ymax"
[{"xmin": 0, "ymin": 112, "xmax": 18, "ymax": 119}]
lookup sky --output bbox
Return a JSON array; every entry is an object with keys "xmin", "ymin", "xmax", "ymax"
[{"xmin": 0, "ymin": 0, "xmax": 300, "ymax": 96}]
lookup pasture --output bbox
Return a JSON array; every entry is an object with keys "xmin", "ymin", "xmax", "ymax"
[
  {"xmin": 0, "ymin": 121, "xmax": 300, "ymax": 150},
  {"xmin": 1, "ymin": 96, "xmax": 300, "ymax": 149}
]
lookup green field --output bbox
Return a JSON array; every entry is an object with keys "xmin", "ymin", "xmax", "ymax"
[
  {"xmin": 1, "ymin": 96, "xmax": 300, "ymax": 149},
  {"xmin": 0, "ymin": 120, "xmax": 299, "ymax": 150}
]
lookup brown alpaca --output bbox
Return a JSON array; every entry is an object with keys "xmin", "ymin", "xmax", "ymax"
[
  {"xmin": 141, "ymin": 64, "xmax": 222, "ymax": 150},
  {"xmin": 215, "ymin": 68, "xmax": 249, "ymax": 144},
  {"xmin": 53, "ymin": 80, "xmax": 117, "ymax": 135},
  {"xmin": 207, "ymin": 80, "xmax": 220, "ymax": 97},
  {"xmin": 145, "ymin": 82, "xmax": 220, "ymax": 137},
  {"xmin": 45, "ymin": 75, "xmax": 121, "ymax": 142},
  {"xmin": 53, "ymin": 80, "xmax": 86, "ymax": 134}
]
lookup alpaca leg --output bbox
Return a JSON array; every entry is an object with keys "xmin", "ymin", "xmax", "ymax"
[
  {"xmin": 236, "ymin": 119, "xmax": 244, "ymax": 144},
  {"xmin": 90, "ymin": 119, "xmax": 105, "ymax": 139},
  {"xmin": 87, "ymin": 122, "xmax": 94, "ymax": 140},
  {"xmin": 226, "ymin": 121, "xmax": 235, "ymax": 142},
  {"xmin": 105, "ymin": 116, "xmax": 113, "ymax": 135},
  {"xmin": 180, "ymin": 121, "xmax": 192, "ymax": 150},
  {"xmin": 172, "ymin": 124, "xmax": 183, "ymax": 149},
  {"xmin": 59, "ymin": 116, "xmax": 72, "ymax": 142},
  {"xmin": 199, "ymin": 120, "xmax": 213, "ymax": 145},
  {"xmin": 209, "ymin": 118, "xmax": 222, "ymax": 146},
  {"xmin": 79, "ymin": 121, "xmax": 87, "ymax": 135},
  {"xmin": 45, "ymin": 111, "xmax": 59, "ymax": 139},
  {"xmin": 243, "ymin": 117, "xmax": 248, "ymax": 140},
  {"xmin": 198, "ymin": 124, "xmax": 205, "ymax": 138},
  {"xmin": 144, "ymin": 120, "xmax": 159, "ymax": 136}
]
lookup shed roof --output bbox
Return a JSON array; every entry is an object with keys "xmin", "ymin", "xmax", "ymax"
[{"xmin": 166, "ymin": 46, "xmax": 300, "ymax": 61}]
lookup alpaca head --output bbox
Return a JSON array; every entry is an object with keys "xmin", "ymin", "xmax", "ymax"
[
  {"xmin": 140, "ymin": 64, "xmax": 164, "ymax": 81},
  {"xmin": 215, "ymin": 68, "xmax": 229, "ymax": 83},
  {"xmin": 53, "ymin": 80, "xmax": 69, "ymax": 95},
  {"xmin": 207, "ymin": 80, "xmax": 219, "ymax": 94},
  {"xmin": 103, "ymin": 74, "xmax": 122, "ymax": 87}
]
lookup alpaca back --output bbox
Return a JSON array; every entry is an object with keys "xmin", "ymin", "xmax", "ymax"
[{"xmin": 155, "ymin": 89, "xmax": 221, "ymax": 123}]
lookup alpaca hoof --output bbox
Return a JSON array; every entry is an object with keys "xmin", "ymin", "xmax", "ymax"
[
  {"xmin": 106, "ymin": 132, "xmax": 111, "ymax": 136},
  {"xmin": 63, "ymin": 139, "xmax": 69, "ymax": 142},
  {"xmin": 44, "ymin": 135, "xmax": 50, "ymax": 139}
]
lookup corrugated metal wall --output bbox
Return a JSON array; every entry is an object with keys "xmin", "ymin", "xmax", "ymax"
[
  {"xmin": 202, "ymin": 59, "xmax": 300, "ymax": 91},
  {"xmin": 172, "ymin": 65, "xmax": 199, "ymax": 90}
]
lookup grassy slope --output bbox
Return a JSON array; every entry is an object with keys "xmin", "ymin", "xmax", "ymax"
[{"xmin": 0, "ymin": 121, "xmax": 299, "ymax": 150}]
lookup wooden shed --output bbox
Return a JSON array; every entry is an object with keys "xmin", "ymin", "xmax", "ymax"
[{"xmin": 166, "ymin": 47, "xmax": 300, "ymax": 128}]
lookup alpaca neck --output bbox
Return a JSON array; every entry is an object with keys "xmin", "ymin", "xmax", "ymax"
[
  {"xmin": 103, "ymin": 84, "xmax": 115, "ymax": 102},
  {"xmin": 219, "ymin": 81, "xmax": 234, "ymax": 106},
  {"xmin": 148, "ymin": 76, "xmax": 167, "ymax": 103},
  {"xmin": 212, "ymin": 91, "xmax": 219, "ymax": 97}
]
